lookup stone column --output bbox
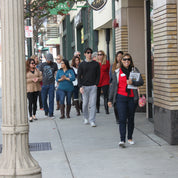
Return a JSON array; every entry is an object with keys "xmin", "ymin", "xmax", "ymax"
[
  {"xmin": 0, "ymin": 0, "xmax": 41, "ymax": 177},
  {"xmin": 153, "ymin": 0, "xmax": 178, "ymax": 144}
]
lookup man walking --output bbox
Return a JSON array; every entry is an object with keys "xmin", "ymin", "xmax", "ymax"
[
  {"xmin": 78, "ymin": 47, "xmax": 100, "ymax": 127},
  {"xmin": 39, "ymin": 53, "xmax": 58, "ymax": 118}
]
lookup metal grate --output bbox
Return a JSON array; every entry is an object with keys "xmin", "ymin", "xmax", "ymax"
[{"xmin": 0, "ymin": 142, "xmax": 52, "ymax": 153}]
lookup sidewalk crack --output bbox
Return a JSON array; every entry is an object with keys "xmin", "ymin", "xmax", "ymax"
[{"xmin": 54, "ymin": 120, "xmax": 75, "ymax": 178}]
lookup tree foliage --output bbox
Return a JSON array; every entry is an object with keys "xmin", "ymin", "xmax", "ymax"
[
  {"xmin": 24, "ymin": 0, "xmax": 85, "ymax": 19},
  {"xmin": 24, "ymin": 0, "xmax": 85, "ymax": 45}
]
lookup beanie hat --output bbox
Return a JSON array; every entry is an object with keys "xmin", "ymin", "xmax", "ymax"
[{"xmin": 46, "ymin": 53, "xmax": 53, "ymax": 62}]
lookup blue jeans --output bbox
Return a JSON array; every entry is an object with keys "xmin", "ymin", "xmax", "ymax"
[
  {"xmin": 116, "ymin": 94, "xmax": 135, "ymax": 142},
  {"xmin": 56, "ymin": 89, "xmax": 60, "ymax": 102},
  {"xmin": 41, "ymin": 84, "xmax": 55, "ymax": 116},
  {"xmin": 57, "ymin": 89, "xmax": 73, "ymax": 105}
]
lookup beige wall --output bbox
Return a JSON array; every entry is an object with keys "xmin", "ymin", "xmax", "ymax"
[
  {"xmin": 128, "ymin": 7, "xmax": 145, "ymax": 73},
  {"xmin": 153, "ymin": 1, "xmax": 178, "ymax": 110},
  {"xmin": 97, "ymin": 29, "xmax": 113, "ymax": 61},
  {"xmin": 128, "ymin": 0, "xmax": 144, "ymax": 7},
  {"xmin": 153, "ymin": 0, "xmax": 177, "ymax": 9}
]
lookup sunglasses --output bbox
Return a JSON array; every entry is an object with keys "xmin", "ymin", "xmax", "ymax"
[
  {"xmin": 86, "ymin": 51, "xmax": 92, "ymax": 54},
  {"xmin": 30, "ymin": 62, "xmax": 35, "ymax": 64},
  {"xmin": 97, "ymin": 54, "xmax": 103, "ymax": 56},
  {"xmin": 122, "ymin": 58, "xmax": 131, "ymax": 61}
]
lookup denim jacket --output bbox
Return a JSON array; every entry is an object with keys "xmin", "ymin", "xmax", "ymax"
[{"xmin": 56, "ymin": 69, "xmax": 75, "ymax": 92}]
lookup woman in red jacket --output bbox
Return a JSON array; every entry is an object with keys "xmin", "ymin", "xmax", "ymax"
[{"xmin": 96, "ymin": 50, "xmax": 110, "ymax": 114}]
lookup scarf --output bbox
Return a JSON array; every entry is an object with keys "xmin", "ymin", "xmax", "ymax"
[{"xmin": 121, "ymin": 66, "xmax": 132, "ymax": 96}]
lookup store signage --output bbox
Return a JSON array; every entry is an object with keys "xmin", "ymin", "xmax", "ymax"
[{"xmin": 87, "ymin": 0, "xmax": 107, "ymax": 11}]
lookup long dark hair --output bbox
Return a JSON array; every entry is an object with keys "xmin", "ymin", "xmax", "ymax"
[
  {"xmin": 26, "ymin": 58, "xmax": 35, "ymax": 73},
  {"xmin": 121, "ymin": 53, "xmax": 134, "ymax": 68},
  {"xmin": 71, "ymin": 56, "xmax": 81, "ymax": 67},
  {"xmin": 62, "ymin": 59, "xmax": 71, "ymax": 70},
  {"xmin": 112, "ymin": 51, "xmax": 123, "ymax": 72}
]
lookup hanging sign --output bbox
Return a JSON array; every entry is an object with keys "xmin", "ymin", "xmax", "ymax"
[{"xmin": 87, "ymin": 0, "xmax": 107, "ymax": 11}]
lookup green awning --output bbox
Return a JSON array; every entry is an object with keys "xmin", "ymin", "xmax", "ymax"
[{"xmin": 42, "ymin": 47, "xmax": 49, "ymax": 51}]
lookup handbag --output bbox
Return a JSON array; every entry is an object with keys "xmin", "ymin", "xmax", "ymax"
[{"xmin": 138, "ymin": 88, "xmax": 146, "ymax": 107}]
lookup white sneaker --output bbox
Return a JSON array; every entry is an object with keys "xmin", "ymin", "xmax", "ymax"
[
  {"xmin": 90, "ymin": 121, "xmax": 96, "ymax": 127},
  {"xmin": 84, "ymin": 118, "xmax": 89, "ymax": 125},
  {"xmin": 119, "ymin": 141, "xmax": 125, "ymax": 148},
  {"xmin": 128, "ymin": 140, "xmax": 135, "ymax": 145}
]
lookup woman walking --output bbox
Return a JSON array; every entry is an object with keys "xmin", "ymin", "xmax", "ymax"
[
  {"xmin": 31, "ymin": 55, "xmax": 43, "ymax": 110},
  {"xmin": 71, "ymin": 56, "xmax": 81, "ymax": 116},
  {"xmin": 26, "ymin": 58, "xmax": 42, "ymax": 122},
  {"xmin": 109, "ymin": 51, "xmax": 123, "ymax": 124},
  {"xmin": 56, "ymin": 59, "xmax": 75, "ymax": 119},
  {"xmin": 108, "ymin": 53, "xmax": 143, "ymax": 147},
  {"xmin": 96, "ymin": 50, "xmax": 110, "ymax": 114}
]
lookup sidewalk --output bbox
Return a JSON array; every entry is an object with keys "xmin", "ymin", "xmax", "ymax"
[{"xmin": 0, "ymin": 98, "xmax": 178, "ymax": 178}]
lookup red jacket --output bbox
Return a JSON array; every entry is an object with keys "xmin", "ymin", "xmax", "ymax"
[{"xmin": 98, "ymin": 60, "xmax": 110, "ymax": 87}]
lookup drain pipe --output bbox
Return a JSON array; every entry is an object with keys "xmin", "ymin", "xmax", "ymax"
[{"xmin": 112, "ymin": 0, "xmax": 116, "ymax": 61}]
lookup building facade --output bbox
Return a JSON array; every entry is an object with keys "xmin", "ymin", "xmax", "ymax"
[
  {"xmin": 115, "ymin": 0, "xmax": 178, "ymax": 144},
  {"xmin": 58, "ymin": 0, "xmax": 178, "ymax": 145}
]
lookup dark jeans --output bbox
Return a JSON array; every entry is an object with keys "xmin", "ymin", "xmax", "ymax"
[
  {"xmin": 41, "ymin": 84, "xmax": 55, "ymax": 116},
  {"xmin": 27, "ymin": 91, "xmax": 39, "ymax": 117},
  {"xmin": 73, "ymin": 86, "xmax": 79, "ymax": 100},
  {"xmin": 116, "ymin": 94, "xmax": 135, "ymax": 142},
  {"xmin": 96, "ymin": 85, "xmax": 109, "ymax": 109},
  {"xmin": 114, "ymin": 103, "xmax": 119, "ymax": 124},
  {"xmin": 57, "ymin": 89, "xmax": 73, "ymax": 105}
]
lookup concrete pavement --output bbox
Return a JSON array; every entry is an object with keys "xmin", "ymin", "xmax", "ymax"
[{"xmin": 0, "ymin": 97, "xmax": 178, "ymax": 178}]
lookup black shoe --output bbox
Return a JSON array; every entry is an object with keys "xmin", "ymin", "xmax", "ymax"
[
  {"xmin": 29, "ymin": 117, "xmax": 33, "ymax": 122},
  {"xmin": 49, "ymin": 115, "xmax": 55, "ymax": 119},
  {"xmin": 105, "ymin": 110, "xmax": 109, "ymax": 114},
  {"xmin": 96, "ymin": 109, "xmax": 99, "ymax": 113},
  {"xmin": 44, "ymin": 112, "xmax": 48, "ymax": 118}
]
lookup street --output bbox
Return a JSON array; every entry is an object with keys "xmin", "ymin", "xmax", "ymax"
[{"xmin": 0, "ymin": 95, "xmax": 178, "ymax": 178}]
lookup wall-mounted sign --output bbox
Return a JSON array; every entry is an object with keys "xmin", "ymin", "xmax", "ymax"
[
  {"xmin": 25, "ymin": 26, "xmax": 33, "ymax": 38},
  {"xmin": 87, "ymin": 0, "xmax": 107, "ymax": 11}
]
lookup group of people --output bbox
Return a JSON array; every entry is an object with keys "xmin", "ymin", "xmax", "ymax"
[{"xmin": 26, "ymin": 47, "xmax": 144, "ymax": 148}]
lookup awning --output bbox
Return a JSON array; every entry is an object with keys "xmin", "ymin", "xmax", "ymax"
[
  {"xmin": 42, "ymin": 47, "xmax": 49, "ymax": 51},
  {"xmin": 45, "ymin": 37, "xmax": 60, "ymax": 46}
]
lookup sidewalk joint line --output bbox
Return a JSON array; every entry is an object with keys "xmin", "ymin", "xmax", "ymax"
[
  {"xmin": 54, "ymin": 120, "xmax": 75, "ymax": 178},
  {"xmin": 135, "ymin": 127, "xmax": 162, "ymax": 146}
]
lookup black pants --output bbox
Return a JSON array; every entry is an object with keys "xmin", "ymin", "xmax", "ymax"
[
  {"xmin": 27, "ymin": 91, "xmax": 39, "ymax": 117},
  {"xmin": 96, "ymin": 85, "xmax": 109, "ymax": 111},
  {"xmin": 38, "ymin": 91, "xmax": 43, "ymax": 109}
]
